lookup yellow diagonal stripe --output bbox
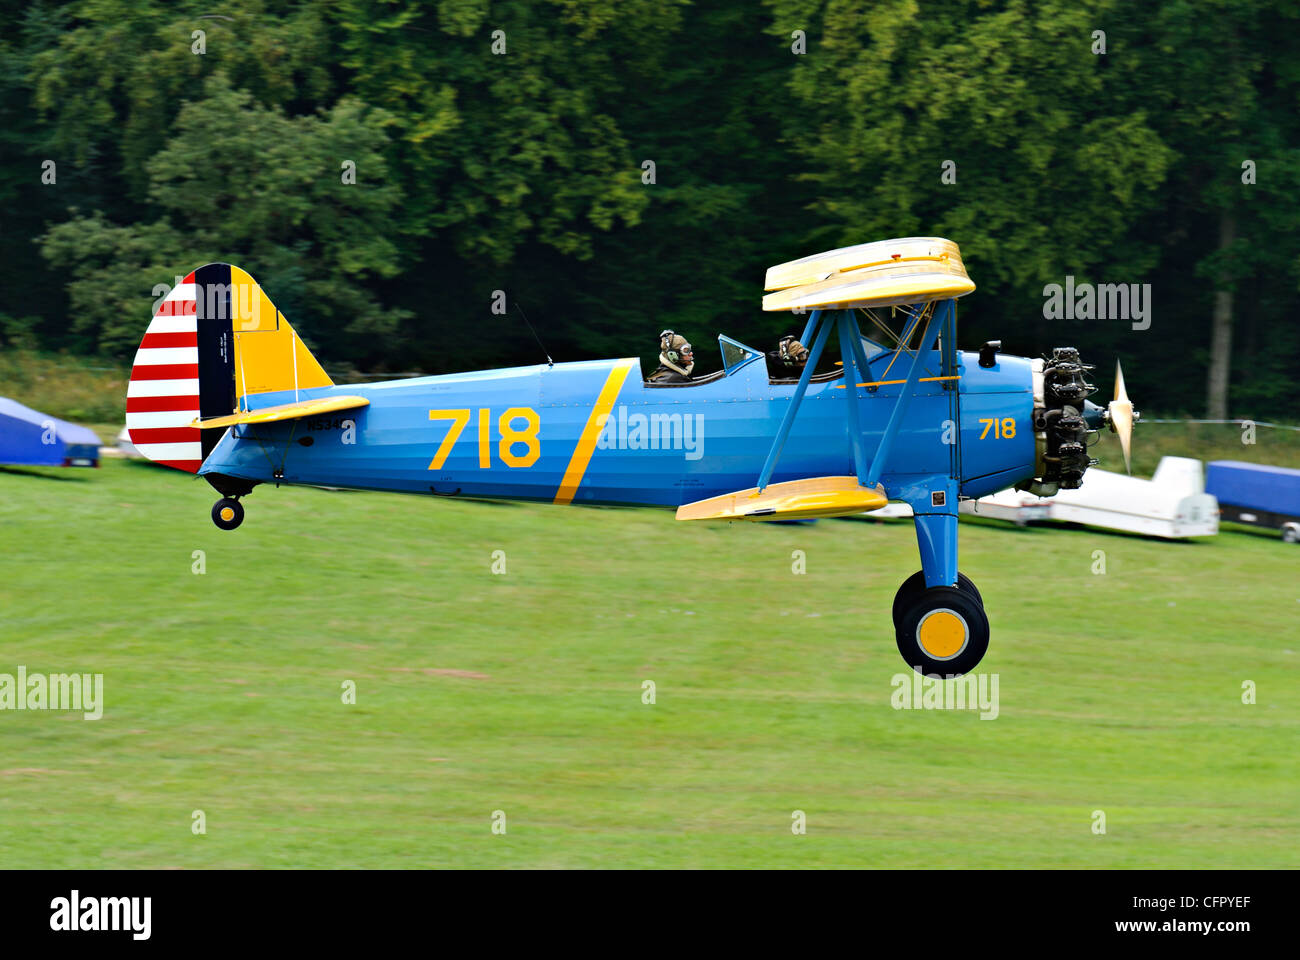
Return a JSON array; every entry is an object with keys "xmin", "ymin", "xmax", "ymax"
[{"xmin": 554, "ymin": 358, "xmax": 636, "ymax": 505}]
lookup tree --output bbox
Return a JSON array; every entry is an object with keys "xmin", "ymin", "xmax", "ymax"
[
  {"xmin": 41, "ymin": 76, "xmax": 408, "ymax": 362},
  {"xmin": 1105, "ymin": 0, "xmax": 1300, "ymax": 418},
  {"xmin": 765, "ymin": 0, "xmax": 1173, "ymax": 321}
]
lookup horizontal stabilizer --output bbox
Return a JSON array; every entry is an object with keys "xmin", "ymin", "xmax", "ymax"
[
  {"xmin": 192, "ymin": 395, "xmax": 369, "ymax": 430},
  {"xmin": 676, "ymin": 476, "xmax": 888, "ymax": 522}
]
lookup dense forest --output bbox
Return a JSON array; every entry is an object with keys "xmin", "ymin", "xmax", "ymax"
[{"xmin": 1, "ymin": 0, "xmax": 1297, "ymax": 418}]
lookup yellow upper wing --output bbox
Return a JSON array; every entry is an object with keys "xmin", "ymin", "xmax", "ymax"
[
  {"xmin": 762, "ymin": 237, "xmax": 973, "ymax": 312},
  {"xmin": 765, "ymin": 237, "xmax": 964, "ymax": 291}
]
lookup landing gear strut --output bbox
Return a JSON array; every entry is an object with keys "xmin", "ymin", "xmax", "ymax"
[
  {"xmin": 892, "ymin": 571, "xmax": 989, "ymax": 676},
  {"xmin": 211, "ymin": 497, "xmax": 244, "ymax": 531}
]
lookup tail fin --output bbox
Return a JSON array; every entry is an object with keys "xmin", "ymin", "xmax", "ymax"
[{"xmin": 126, "ymin": 263, "xmax": 332, "ymax": 472}]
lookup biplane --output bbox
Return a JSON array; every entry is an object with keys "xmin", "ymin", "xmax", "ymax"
[{"xmin": 126, "ymin": 238, "xmax": 1137, "ymax": 674}]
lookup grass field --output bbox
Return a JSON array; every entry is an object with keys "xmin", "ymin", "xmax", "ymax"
[
  {"xmin": 0, "ymin": 350, "xmax": 128, "ymax": 425},
  {"xmin": 1, "ymin": 457, "xmax": 1297, "ymax": 868}
]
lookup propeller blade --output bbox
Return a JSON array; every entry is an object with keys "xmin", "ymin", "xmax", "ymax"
[
  {"xmin": 1108, "ymin": 360, "xmax": 1134, "ymax": 474},
  {"xmin": 1112, "ymin": 402, "xmax": 1133, "ymax": 474}
]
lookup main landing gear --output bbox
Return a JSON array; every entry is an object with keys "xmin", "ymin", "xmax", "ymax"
[
  {"xmin": 211, "ymin": 497, "xmax": 244, "ymax": 531},
  {"xmin": 892, "ymin": 570, "xmax": 989, "ymax": 676}
]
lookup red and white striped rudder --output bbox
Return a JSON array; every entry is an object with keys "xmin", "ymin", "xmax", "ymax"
[{"xmin": 125, "ymin": 273, "xmax": 202, "ymax": 472}]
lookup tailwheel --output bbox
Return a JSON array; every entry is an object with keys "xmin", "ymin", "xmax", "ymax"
[
  {"xmin": 891, "ymin": 570, "xmax": 982, "ymax": 628},
  {"xmin": 894, "ymin": 585, "xmax": 989, "ymax": 676},
  {"xmin": 212, "ymin": 497, "xmax": 244, "ymax": 531}
]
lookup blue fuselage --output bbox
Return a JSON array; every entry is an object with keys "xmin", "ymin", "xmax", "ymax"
[{"xmin": 201, "ymin": 348, "xmax": 1036, "ymax": 510}]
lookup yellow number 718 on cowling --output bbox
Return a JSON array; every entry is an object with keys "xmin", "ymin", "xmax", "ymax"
[{"xmin": 978, "ymin": 417, "xmax": 1016, "ymax": 440}]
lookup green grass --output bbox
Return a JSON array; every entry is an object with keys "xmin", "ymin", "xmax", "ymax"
[
  {"xmin": 0, "ymin": 459, "xmax": 1296, "ymax": 868},
  {"xmin": 0, "ymin": 349, "xmax": 129, "ymax": 424},
  {"xmin": 1096, "ymin": 419, "xmax": 1300, "ymax": 475}
]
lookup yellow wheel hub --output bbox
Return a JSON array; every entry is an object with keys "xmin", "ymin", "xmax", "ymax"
[
  {"xmin": 917, "ymin": 609, "xmax": 967, "ymax": 660},
  {"xmin": 220, "ymin": 507, "xmax": 235, "ymax": 522}
]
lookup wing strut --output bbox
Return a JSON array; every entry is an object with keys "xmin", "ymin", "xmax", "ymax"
[
  {"xmin": 864, "ymin": 299, "xmax": 950, "ymax": 488},
  {"xmin": 756, "ymin": 309, "xmax": 829, "ymax": 492},
  {"xmin": 756, "ymin": 308, "xmax": 882, "ymax": 492},
  {"xmin": 756, "ymin": 299, "xmax": 959, "ymax": 493},
  {"xmin": 837, "ymin": 314, "xmax": 870, "ymax": 486}
]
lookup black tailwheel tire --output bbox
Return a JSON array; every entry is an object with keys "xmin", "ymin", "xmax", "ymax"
[
  {"xmin": 895, "ymin": 586, "xmax": 990, "ymax": 676},
  {"xmin": 891, "ymin": 570, "xmax": 983, "ymax": 628},
  {"xmin": 212, "ymin": 498, "xmax": 244, "ymax": 531}
]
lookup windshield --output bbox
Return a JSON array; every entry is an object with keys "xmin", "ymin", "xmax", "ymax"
[{"xmin": 718, "ymin": 334, "xmax": 763, "ymax": 375}]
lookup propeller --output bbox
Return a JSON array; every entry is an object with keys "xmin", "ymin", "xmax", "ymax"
[{"xmin": 1105, "ymin": 360, "xmax": 1139, "ymax": 474}]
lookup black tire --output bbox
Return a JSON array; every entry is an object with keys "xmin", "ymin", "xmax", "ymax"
[
  {"xmin": 895, "ymin": 586, "xmax": 990, "ymax": 677},
  {"xmin": 212, "ymin": 498, "xmax": 244, "ymax": 531},
  {"xmin": 1282, "ymin": 523, "xmax": 1300, "ymax": 544},
  {"xmin": 891, "ymin": 570, "xmax": 983, "ymax": 627}
]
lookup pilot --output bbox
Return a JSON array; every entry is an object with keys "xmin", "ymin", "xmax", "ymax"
[
  {"xmin": 768, "ymin": 334, "xmax": 810, "ymax": 375},
  {"xmin": 649, "ymin": 330, "xmax": 695, "ymax": 382}
]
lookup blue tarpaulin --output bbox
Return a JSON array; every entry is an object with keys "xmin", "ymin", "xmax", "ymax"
[
  {"xmin": 0, "ymin": 396, "xmax": 102, "ymax": 467},
  {"xmin": 1206, "ymin": 460, "xmax": 1300, "ymax": 517}
]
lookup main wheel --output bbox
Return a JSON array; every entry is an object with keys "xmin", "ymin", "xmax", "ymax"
[
  {"xmin": 891, "ymin": 570, "xmax": 982, "ymax": 627},
  {"xmin": 895, "ymin": 586, "xmax": 990, "ymax": 676},
  {"xmin": 212, "ymin": 497, "xmax": 244, "ymax": 531}
]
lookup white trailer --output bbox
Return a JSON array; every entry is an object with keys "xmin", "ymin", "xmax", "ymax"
[
  {"xmin": 962, "ymin": 456, "xmax": 1219, "ymax": 539},
  {"xmin": 857, "ymin": 457, "xmax": 1219, "ymax": 539}
]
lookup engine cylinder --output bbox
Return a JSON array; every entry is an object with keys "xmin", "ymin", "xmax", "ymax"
[{"xmin": 1020, "ymin": 346, "xmax": 1098, "ymax": 494}]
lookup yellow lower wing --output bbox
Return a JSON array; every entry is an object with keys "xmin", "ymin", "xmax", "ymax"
[
  {"xmin": 192, "ymin": 395, "xmax": 370, "ymax": 430},
  {"xmin": 676, "ymin": 476, "xmax": 889, "ymax": 522}
]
